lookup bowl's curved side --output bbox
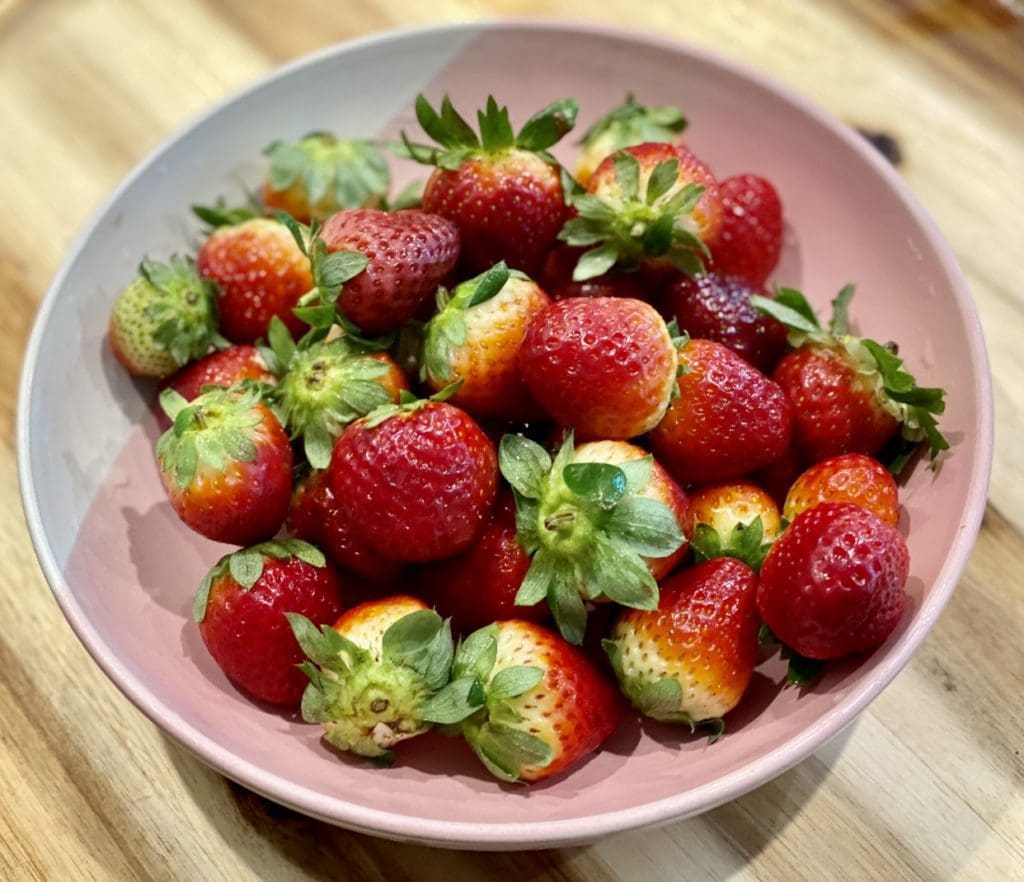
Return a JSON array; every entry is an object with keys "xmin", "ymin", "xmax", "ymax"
[{"xmin": 17, "ymin": 19, "xmax": 993, "ymax": 849}]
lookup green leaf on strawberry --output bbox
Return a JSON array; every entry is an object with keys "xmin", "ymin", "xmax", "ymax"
[
  {"xmin": 578, "ymin": 93, "xmax": 687, "ymax": 153},
  {"xmin": 500, "ymin": 432, "xmax": 685, "ymax": 644},
  {"xmin": 691, "ymin": 515, "xmax": 770, "ymax": 572}
]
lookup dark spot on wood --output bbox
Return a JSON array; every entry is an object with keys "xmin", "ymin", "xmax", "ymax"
[{"xmin": 856, "ymin": 128, "xmax": 904, "ymax": 166}]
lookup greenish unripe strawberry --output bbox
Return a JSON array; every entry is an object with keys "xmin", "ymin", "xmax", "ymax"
[{"xmin": 108, "ymin": 256, "xmax": 219, "ymax": 378}]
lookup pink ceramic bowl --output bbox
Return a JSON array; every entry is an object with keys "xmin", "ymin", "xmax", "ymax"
[{"xmin": 18, "ymin": 22, "xmax": 992, "ymax": 849}]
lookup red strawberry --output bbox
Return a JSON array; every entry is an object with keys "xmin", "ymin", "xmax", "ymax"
[
  {"xmin": 757, "ymin": 502, "xmax": 909, "ymax": 660},
  {"xmin": 289, "ymin": 596, "xmax": 457, "ymax": 759},
  {"xmin": 109, "ymin": 256, "xmax": 219, "ymax": 378},
  {"xmin": 649, "ymin": 338, "xmax": 792, "ymax": 485},
  {"xmin": 688, "ymin": 481, "xmax": 781, "ymax": 570},
  {"xmin": 538, "ymin": 244, "xmax": 653, "ymax": 301},
  {"xmin": 197, "ymin": 217, "xmax": 313, "ymax": 343},
  {"xmin": 449, "ymin": 621, "xmax": 623, "ymax": 782},
  {"xmin": 421, "ymin": 262, "xmax": 550, "ymax": 421},
  {"xmin": 409, "ymin": 95, "xmax": 577, "ymax": 276},
  {"xmin": 708, "ymin": 174, "xmax": 784, "ymax": 286},
  {"xmin": 327, "ymin": 399, "xmax": 497, "ymax": 563},
  {"xmin": 754, "ymin": 286, "xmax": 948, "ymax": 468},
  {"xmin": 575, "ymin": 94, "xmax": 688, "ymax": 187},
  {"xmin": 519, "ymin": 296, "xmax": 678, "ymax": 439},
  {"xmin": 498, "ymin": 432, "xmax": 686, "ymax": 644},
  {"xmin": 262, "ymin": 133, "xmax": 390, "ymax": 223},
  {"xmin": 288, "ymin": 470, "xmax": 403, "ymax": 583},
  {"xmin": 193, "ymin": 539, "xmax": 344, "ymax": 706},
  {"xmin": 560, "ymin": 142, "xmax": 722, "ymax": 282},
  {"xmin": 658, "ymin": 273, "xmax": 788, "ymax": 373},
  {"xmin": 573, "ymin": 440, "xmax": 690, "ymax": 580},
  {"xmin": 319, "ymin": 208, "xmax": 460, "ymax": 333},
  {"xmin": 157, "ymin": 344, "xmax": 274, "ymax": 429},
  {"xmin": 784, "ymin": 453, "xmax": 900, "ymax": 527},
  {"xmin": 605, "ymin": 557, "xmax": 760, "ymax": 731},
  {"xmin": 156, "ymin": 385, "xmax": 293, "ymax": 545},
  {"xmin": 418, "ymin": 493, "xmax": 548, "ymax": 635}
]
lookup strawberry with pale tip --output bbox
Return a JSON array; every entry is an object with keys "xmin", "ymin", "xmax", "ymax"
[
  {"xmin": 421, "ymin": 261, "xmax": 550, "ymax": 421},
  {"xmin": 518, "ymin": 296, "xmax": 679, "ymax": 440},
  {"xmin": 109, "ymin": 256, "xmax": 220, "ymax": 378},
  {"xmin": 784, "ymin": 452, "xmax": 900, "ymax": 527},
  {"xmin": 406, "ymin": 94, "xmax": 578, "ymax": 276},
  {"xmin": 688, "ymin": 482, "xmax": 781, "ymax": 571},
  {"xmin": 604, "ymin": 557, "xmax": 760, "ymax": 736},
  {"xmin": 194, "ymin": 539, "xmax": 344, "ymax": 707},
  {"xmin": 499, "ymin": 432, "xmax": 686, "ymax": 644},
  {"xmin": 560, "ymin": 142, "xmax": 722, "ymax": 282},
  {"xmin": 156, "ymin": 384, "xmax": 293, "ymax": 545},
  {"xmin": 288, "ymin": 596, "xmax": 456, "ymax": 760}
]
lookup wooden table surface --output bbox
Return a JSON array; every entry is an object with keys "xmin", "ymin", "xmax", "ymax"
[{"xmin": 2, "ymin": 1, "xmax": 1022, "ymax": 879}]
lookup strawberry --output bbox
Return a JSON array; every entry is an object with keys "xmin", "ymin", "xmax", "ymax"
[
  {"xmin": 196, "ymin": 216, "xmax": 314, "ymax": 343},
  {"xmin": 538, "ymin": 243, "xmax": 653, "ymax": 302},
  {"xmin": 421, "ymin": 262, "xmax": 550, "ymax": 421},
  {"xmin": 688, "ymin": 482, "xmax": 781, "ymax": 570},
  {"xmin": 573, "ymin": 440, "xmax": 690, "ymax": 580},
  {"xmin": 604, "ymin": 557, "xmax": 760, "ymax": 734},
  {"xmin": 260, "ymin": 316, "xmax": 408, "ymax": 468},
  {"xmin": 757, "ymin": 502, "xmax": 909, "ymax": 660},
  {"xmin": 156, "ymin": 385, "xmax": 293, "ymax": 545},
  {"xmin": 518, "ymin": 296, "xmax": 678, "ymax": 439},
  {"xmin": 157, "ymin": 344, "xmax": 274, "ymax": 429},
  {"xmin": 559, "ymin": 142, "xmax": 722, "ymax": 282},
  {"xmin": 784, "ymin": 453, "xmax": 900, "ymax": 527},
  {"xmin": 418, "ymin": 494, "xmax": 548, "ymax": 635},
  {"xmin": 649, "ymin": 337, "xmax": 792, "ymax": 485},
  {"xmin": 658, "ymin": 273, "xmax": 788, "ymax": 373},
  {"xmin": 318, "ymin": 207, "xmax": 460, "ymax": 333},
  {"xmin": 707, "ymin": 174, "xmax": 784, "ymax": 286},
  {"xmin": 261, "ymin": 132, "xmax": 390, "ymax": 223},
  {"xmin": 499, "ymin": 432, "xmax": 686, "ymax": 643},
  {"xmin": 432, "ymin": 621, "xmax": 622, "ymax": 782},
  {"xmin": 407, "ymin": 94, "xmax": 578, "ymax": 276},
  {"xmin": 754, "ymin": 285, "xmax": 948, "ymax": 469},
  {"xmin": 288, "ymin": 470, "xmax": 403, "ymax": 583},
  {"xmin": 327, "ymin": 397, "xmax": 497, "ymax": 563},
  {"xmin": 193, "ymin": 539, "xmax": 344, "ymax": 706},
  {"xmin": 288, "ymin": 596, "xmax": 456, "ymax": 760},
  {"xmin": 576, "ymin": 93, "xmax": 687, "ymax": 186},
  {"xmin": 108, "ymin": 256, "xmax": 220, "ymax": 378}
]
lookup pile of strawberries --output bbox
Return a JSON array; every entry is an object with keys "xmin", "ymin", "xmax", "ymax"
[{"xmin": 108, "ymin": 93, "xmax": 948, "ymax": 783}]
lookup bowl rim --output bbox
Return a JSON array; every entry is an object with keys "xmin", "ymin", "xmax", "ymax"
[{"xmin": 17, "ymin": 18, "xmax": 994, "ymax": 848}]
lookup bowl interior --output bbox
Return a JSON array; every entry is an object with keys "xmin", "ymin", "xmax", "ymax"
[{"xmin": 19, "ymin": 22, "xmax": 990, "ymax": 848}]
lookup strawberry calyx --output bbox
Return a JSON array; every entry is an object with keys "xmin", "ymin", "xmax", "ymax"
[
  {"xmin": 420, "ymin": 261, "xmax": 523, "ymax": 384},
  {"xmin": 358, "ymin": 382, "xmax": 463, "ymax": 430},
  {"xmin": 401, "ymin": 94, "xmax": 579, "ymax": 169},
  {"xmin": 136, "ymin": 255, "xmax": 222, "ymax": 365},
  {"xmin": 264, "ymin": 132, "xmax": 390, "ymax": 217},
  {"xmin": 156, "ymin": 384, "xmax": 270, "ymax": 490},
  {"xmin": 751, "ymin": 285, "xmax": 949, "ymax": 468},
  {"xmin": 758, "ymin": 624, "xmax": 824, "ymax": 687},
  {"xmin": 261, "ymin": 316, "xmax": 395, "ymax": 468},
  {"xmin": 691, "ymin": 516, "xmax": 771, "ymax": 572},
  {"xmin": 601, "ymin": 639, "xmax": 724, "ymax": 743},
  {"xmin": 419, "ymin": 624, "xmax": 552, "ymax": 782},
  {"xmin": 287, "ymin": 608, "xmax": 455, "ymax": 760},
  {"xmin": 578, "ymin": 93, "xmax": 687, "ymax": 152},
  {"xmin": 500, "ymin": 432, "xmax": 685, "ymax": 645},
  {"xmin": 191, "ymin": 199, "xmax": 259, "ymax": 230},
  {"xmin": 192, "ymin": 538, "xmax": 326, "ymax": 623},
  {"xmin": 559, "ymin": 150, "xmax": 709, "ymax": 281}
]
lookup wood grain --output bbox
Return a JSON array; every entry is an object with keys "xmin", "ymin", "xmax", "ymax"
[{"xmin": 1, "ymin": 1, "xmax": 1022, "ymax": 879}]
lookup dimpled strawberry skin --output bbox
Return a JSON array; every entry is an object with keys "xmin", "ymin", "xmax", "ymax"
[
  {"xmin": 708, "ymin": 174, "xmax": 783, "ymax": 286},
  {"xmin": 519, "ymin": 297, "xmax": 676, "ymax": 439},
  {"xmin": 328, "ymin": 403, "xmax": 497, "ymax": 563},
  {"xmin": 650, "ymin": 338, "xmax": 792, "ymax": 485},
  {"xmin": 199, "ymin": 558, "xmax": 346, "ymax": 706},
  {"xmin": 321, "ymin": 208, "xmax": 460, "ymax": 334},
  {"xmin": 198, "ymin": 218, "xmax": 313, "ymax": 342},
  {"xmin": 493, "ymin": 620, "xmax": 622, "ymax": 781},
  {"xmin": 784, "ymin": 453, "xmax": 900, "ymax": 527},
  {"xmin": 757, "ymin": 502, "xmax": 909, "ymax": 660},
  {"xmin": 423, "ymin": 151, "xmax": 566, "ymax": 277}
]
